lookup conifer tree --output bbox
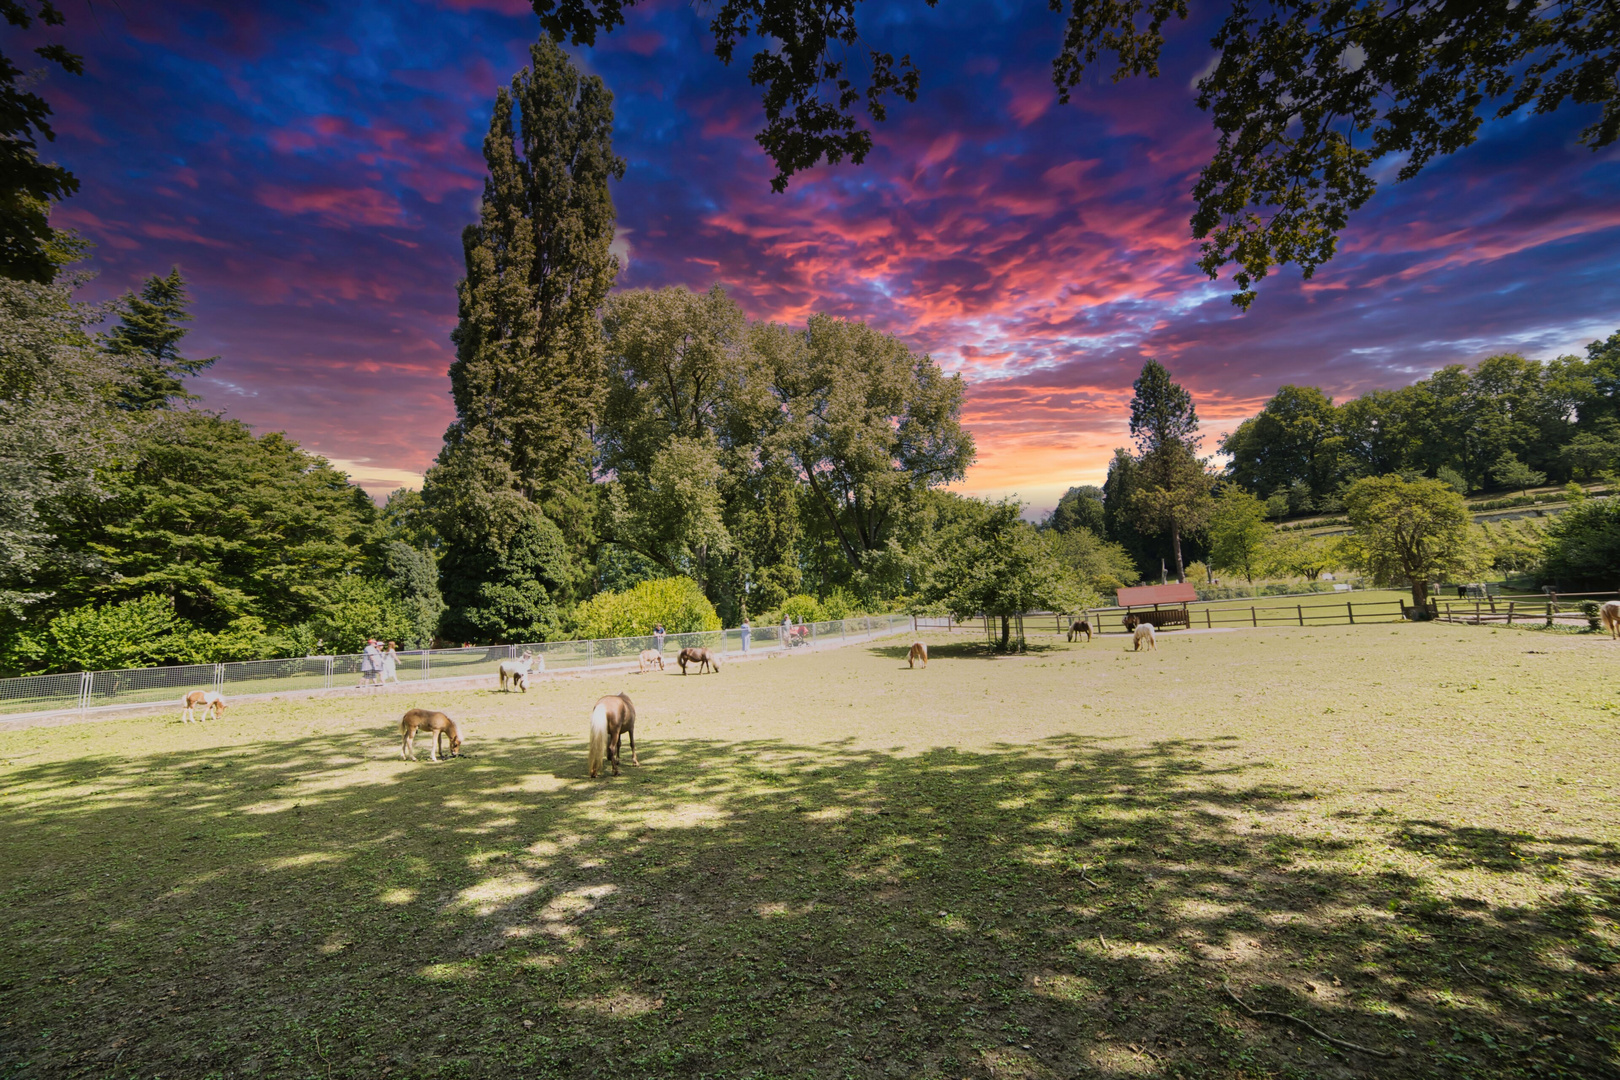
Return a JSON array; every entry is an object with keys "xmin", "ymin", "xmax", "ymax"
[
  {"xmin": 103, "ymin": 268, "xmax": 217, "ymax": 409},
  {"xmin": 439, "ymin": 37, "xmax": 623, "ymax": 513},
  {"xmin": 425, "ymin": 37, "xmax": 623, "ymax": 642}
]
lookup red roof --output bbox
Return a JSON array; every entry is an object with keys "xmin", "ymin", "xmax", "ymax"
[{"xmin": 1116, "ymin": 582, "xmax": 1199, "ymax": 607}]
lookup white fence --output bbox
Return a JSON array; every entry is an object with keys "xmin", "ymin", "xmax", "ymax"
[{"xmin": 0, "ymin": 615, "xmax": 914, "ymax": 722}]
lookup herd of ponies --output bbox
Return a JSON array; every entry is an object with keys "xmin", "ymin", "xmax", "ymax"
[{"xmin": 173, "ymin": 600, "xmax": 1620, "ymax": 774}]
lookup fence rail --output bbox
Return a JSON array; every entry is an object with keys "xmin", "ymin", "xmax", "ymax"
[
  {"xmin": 1432, "ymin": 595, "xmax": 1619, "ymax": 628},
  {"xmin": 0, "ymin": 614, "xmax": 913, "ymax": 723}
]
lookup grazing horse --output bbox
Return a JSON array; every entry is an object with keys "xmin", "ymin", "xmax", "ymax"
[
  {"xmin": 1067, "ymin": 619, "xmax": 1092, "ymax": 643},
  {"xmin": 1132, "ymin": 623, "xmax": 1157, "ymax": 652},
  {"xmin": 498, "ymin": 651, "xmax": 534, "ymax": 692},
  {"xmin": 180, "ymin": 690, "xmax": 226, "ymax": 723},
  {"xmin": 1602, "ymin": 600, "xmax": 1620, "ymax": 640},
  {"xmin": 400, "ymin": 709, "xmax": 462, "ymax": 761},
  {"xmin": 908, "ymin": 641, "xmax": 928, "ymax": 668},
  {"xmin": 677, "ymin": 647, "xmax": 719, "ymax": 675},
  {"xmin": 638, "ymin": 649, "xmax": 664, "ymax": 673},
  {"xmin": 1122, "ymin": 613, "xmax": 1140, "ymax": 632},
  {"xmin": 588, "ymin": 693, "xmax": 638, "ymax": 778}
]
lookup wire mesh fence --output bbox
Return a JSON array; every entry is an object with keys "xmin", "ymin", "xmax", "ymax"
[{"xmin": 0, "ymin": 614, "xmax": 915, "ymax": 721}]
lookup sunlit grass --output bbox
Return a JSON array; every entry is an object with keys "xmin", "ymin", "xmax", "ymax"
[{"xmin": 2, "ymin": 623, "xmax": 1616, "ymax": 1078}]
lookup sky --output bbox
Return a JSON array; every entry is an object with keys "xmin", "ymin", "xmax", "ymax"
[{"xmin": 29, "ymin": 0, "xmax": 1620, "ymax": 512}]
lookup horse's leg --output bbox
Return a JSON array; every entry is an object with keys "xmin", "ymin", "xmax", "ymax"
[
  {"xmin": 402, "ymin": 729, "xmax": 414, "ymax": 760},
  {"xmin": 627, "ymin": 726, "xmax": 638, "ymax": 766},
  {"xmin": 429, "ymin": 729, "xmax": 441, "ymax": 762}
]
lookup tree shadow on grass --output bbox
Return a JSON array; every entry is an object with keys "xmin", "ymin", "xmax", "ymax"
[
  {"xmin": 868, "ymin": 640, "xmax": 1066, "ymax": 663},
  {"xmin": 0, "ymin": 730, "xmax": 1615, "ymax": 1079}
]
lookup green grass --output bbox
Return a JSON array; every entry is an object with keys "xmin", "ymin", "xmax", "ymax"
[{"xmin": 2, "ymin": 623, "xmax": 1617, "ymax": 1079}]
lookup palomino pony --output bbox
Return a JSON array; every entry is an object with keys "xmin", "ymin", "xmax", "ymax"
[
  {"xmin": 1067, "ymin": 619, "xmax": 1092, "ymax": 642},
  {"xmin": 677, "ymin": 647, "xmax": 719, "ymax": 674},
  {"xmin": 907, "ymin": 641, "xmax": 928, "ymax": 668},
  {"xmin": 1603, "ymin": 601, "xmax": 1620, "ymax": 640},
  {"xmin": 588, "ymin": 693, "xmax": 638, "ymax": 778},
  {"xmin": 1132, "ymin": 623, "xmax": 1157, "ymax": 652},
  {"xmin": 400, "ymin": 709, "xmax": 462, "ymax": 761},
  {"xmin": 638, "ymin": 649, "xmax": 664, "ymax": 673},
  {"xmin": 180, "ymin": 690, "xmax": 226, "ymax": 723}
]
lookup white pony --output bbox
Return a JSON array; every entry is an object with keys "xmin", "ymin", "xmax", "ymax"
[
  {"xmin": 180, "ymin": 690, "xmax": 226, "ymax": 723},
  {"xmin": 1602, "ymin": 600, "xmax": 1620, "ymax": 640},
  {"xmin": 1132, "ymin": 623, "xmax": 1157, "ymax": 652},
  {"xmin": 498, "ymin": 650, "xmax": 536, "ymax": 692}
]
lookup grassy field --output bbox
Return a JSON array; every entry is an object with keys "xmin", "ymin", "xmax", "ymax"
[{"xmin": 2, "ymin": 623, "xmax": 1616, "ymax": 1079}]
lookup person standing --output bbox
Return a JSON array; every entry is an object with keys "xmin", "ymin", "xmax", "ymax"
[
  {"xmin": 740, "ymin": 618, "xmax": 751, "ymax": 653},
  {"xmin": 653, "ymin": 623, "xmax": 666, "ymax": 654},
  {"xmin": 359, "ymin": 639, "xmax": 382, "ymax": 688},
  {"xmin": 781, "ymin": 613, "xmax": 791, "ymax": 647},
  {"xmin": 382, "ymin": 641, "xmax": 401, "ymax": 685}
]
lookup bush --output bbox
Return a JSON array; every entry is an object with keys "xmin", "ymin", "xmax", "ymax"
[
  {"xmin": 307, "ymin": 577, "xmax": 417, "ymax": 655},
  {"xmin": 1540, "ymin": 496, "xmax": 1620, "ymax": 590},
  {"xmin": 570, "ymin": 577, "xmax": 721, "ymax": 640},
  {"xmin": 779, "ymin": 594, "xmax": 826, "ymax": 623}
]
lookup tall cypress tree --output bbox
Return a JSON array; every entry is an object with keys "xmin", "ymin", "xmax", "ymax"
[
  {"xmin": 441, "ymin": 37, "xmax": 623, "ymax": 512},
  {"xmin": 103, "ymin": 268, "xmax": 217, "ymax": 409},
  {"xmin": 425, "ymin": 38, "xmax": 623, "ymax": 642}
]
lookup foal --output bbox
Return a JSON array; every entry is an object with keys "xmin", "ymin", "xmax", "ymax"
[
  {"xmin": 1067, "ymin": 619, "xmax": 1092, "ymax": 642},
  {"xmin": 400, "ymin": 709, "xmax": 462, "ymax": 761},
  {"xmin": 638, "ymin": 649, "xmax": 664, "ymax": 673},
  {"xmin": 180, "ymin": 690, "xmax": 226, "ymax": 723},
  {"xmin": 498, "ymin": 651, "xmax": 533, "ymax": 692},
  {"xmin": 907, "ymin": 641, "xmax": 928, "ymax": 668},
  {"xmin": 1132, "ymin": 623, "xmax": 1157, "ymax": 652},
  {"xmin": 588, "ymin": 693, "xmax": 638, "ymax": 778}
]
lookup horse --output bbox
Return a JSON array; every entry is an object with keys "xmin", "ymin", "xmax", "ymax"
[
  {"xmin": 638, "ymin": 649, "xmax": 664, "ymax": 673},
  {"xmin": 400, "ymin": 709, "xmax": 462, "ymax": 762},
  {"xmin": 1122, "ymin": 613, "xmax": 1140, "ymax": 632},
  {"xmin": 179, "ymin": 690, "xmax": 226, "ymax": 723},
  {"xmin": 498, "ymin": 650, "xmax": 534, "ymax": 692},
  {"xmin": 1132, "ymin": 623, "xmax": 1157, "ymax": 652},
  {"xmin": 588, "ymin": 693, "xmax": 638, "ymax": 778},
  {"xmin": 908, "ymin": 641, "xmax": 928, "ymax": 668},
  {"xmin": 677, "ymin": 647, "xmax": 719, "ymax": 674},
  {"xmin": 1067, "ymin": 619, "xmax": 1092, "ymax": 642},
  {"xmin": 1602, "ymin": 600, "xmax": 1620, "ymax": 640}
]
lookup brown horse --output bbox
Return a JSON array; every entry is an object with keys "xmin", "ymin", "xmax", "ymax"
[
  {"xmin": 1122, "ymin": 613, "xmax": 1140, "ymax": 632},
  {"xmin": 907, "ymin": 641, "xmax": 928, "ymax": 668},
  {"xmin": 638, "ymin": 649, "xmax": 664, "ymax": 673},
  {"xmin": 677, "ymin": 647, "xmax": 719, "ymax": 674},
  {"xmin": 1067, "ymin": 619, "xmax": 1092, "ymax": 642},
  {"xmin": 1603, "ymin": 600, "xmax": 1620, "ymax": 640},
  {"xmin": 588, "ymin": 693, "xmax": 638, "ymax": 777},
  {"xmin": 401, "ymin": 709, "xmax": 462, "ymax": 761}
]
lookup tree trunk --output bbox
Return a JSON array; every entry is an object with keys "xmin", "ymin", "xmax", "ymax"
[
  {"xmin": 999, "ymin": 615, "xmax": 1011, "ymax": 652},
  {"xmin": 1411, "ymin": 578, "xmax": 1430, "ymax": 618},
  {"xmin": 1172, "ymin": 525, "xmax": 1186, "ymax": 583}
]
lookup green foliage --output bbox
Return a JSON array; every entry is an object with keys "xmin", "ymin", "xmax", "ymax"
[
  {"xmin": 1128, "ymin": 359, "xmax": 1199, "ymax": 456},
  {"xmin": 1491, "ymin": 453, "xmax": 1545, "ymax": 494},
  {"xmin": 1263, "ymin": 532, "xmax": 1341, "ymax": 582},
  {"xmin": 379, "ymin": 542, "xmax": 443, "ymax": 649},
  {"xmin": 1435, "ymin": 465, "xmax": 1469, "ymax": 494},
  {"xmin": 28, "ymin": 593, "xmax": 277, "ymax": 673},
  {"xmin": 569, "ymin": 576, "xmax": 721, "ymax": 640},
  {"xmin": 438, "ymin": 515, "xmax": 572, "ymax": 645},
  {"xmin": 1044, "ymin": 485, "xmax": 1105, "ymax": 535},
  {"xmin": 1342, "ymin": 475, "xmax": 1485, "ymax": 609},
  {"xmin": 63, "ymin": 410, "xmax": 376, "ymax": 629},
  {"xmin": 1042, "ymin": 527, "xmax": 1138, "ymax": 595},
  {"xmin": 101, "ymin": 269, "xmax": 217, "ymax": 410},
  {"xmin": 306, "ymin": 577, "xmax": 415, "ymax": 656},
  {"xmin": 778, "ymin": 594, "xmax": 825, "ymax": 624},
  {"xmin": 0, "ymin": 2, "xmax": 83, "ymax": 285},
  {"xmin": 1208, "ymin": 488, "xmax": 1272, "ymax": 584},
  {"xmin": 926, "ymin": 499, "xmax": 1084, "ymax": 650},
  {"xmin": 1540, "ymin": 496, "xmax": 1620, "ymax": 590}
]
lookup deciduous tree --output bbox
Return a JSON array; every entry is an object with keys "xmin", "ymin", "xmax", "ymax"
[
  {"xmin": 1342, "ymin": 474, "xmax": 1482, "ymax": 611},
  {"xmin": 1208, "ymin": 487, "xmax": 1271, "ymax": 585}
]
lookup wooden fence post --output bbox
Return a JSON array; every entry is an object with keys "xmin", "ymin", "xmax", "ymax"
[
  {"xmin": 1250, "ymin": 606, "xmax": 1257, "ymax": 627},
  {"xmin": 1507, "ymin": 602, "xmax": 1514, "ymax": 626},
  {"xmin": 1347, "ymin": 602, "xmax": 1354, "ymax": 625},
  {"xmin": 1297, "ymin": 604, "xmax": 1304, "ymax": 626},
  {"xmin": 1205, "ymin": 609, "xmax": 1212, "ymax": 628}
]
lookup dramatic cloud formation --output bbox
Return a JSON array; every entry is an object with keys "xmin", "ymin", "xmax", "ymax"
[{"xmin": 32, "ymin": 0, "xmax": 1620, "ymax": 509}]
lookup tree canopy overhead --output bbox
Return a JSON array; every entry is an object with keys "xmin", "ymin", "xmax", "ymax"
[{"xmin": 530, "ymin": 0, "xmax": 1619, "ymax": 308}]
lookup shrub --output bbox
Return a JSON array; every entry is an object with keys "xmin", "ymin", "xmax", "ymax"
[
  {"xmin": 570, "ymin": 577, "xmax": 721, "ymax": 640},
  {"xmin": 1540, "ymin": 496, "xmax": 1620, "ymax": 590},
  {"xmin": 779, "ymin": 594, "xmax": 826, "ymax": 623},
  {"xmin": 308, "ymin": 577, "xmax": 417, "ymax": 655}
]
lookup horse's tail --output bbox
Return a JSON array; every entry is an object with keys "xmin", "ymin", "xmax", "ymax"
[{"xmin": 588, "ymin": 702, "xmax": 609, "ymax": 777}]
